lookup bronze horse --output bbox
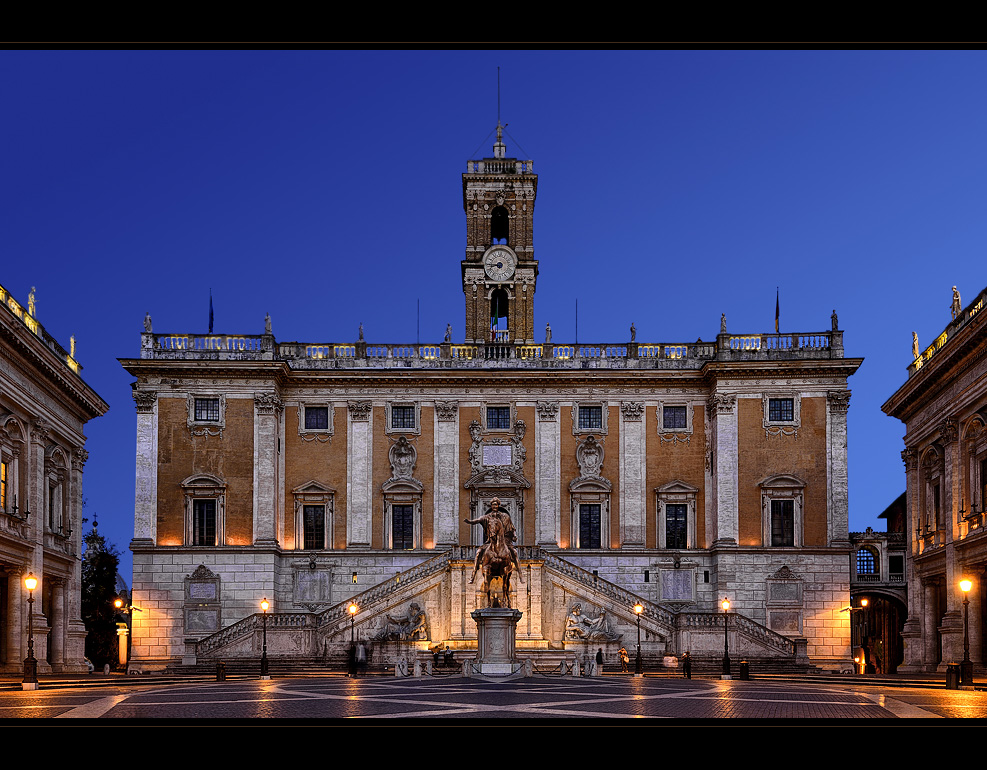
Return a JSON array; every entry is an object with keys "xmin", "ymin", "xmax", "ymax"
[{"xmin": 465, "ymin": 511, "xmax": 515, "ymax": 608}]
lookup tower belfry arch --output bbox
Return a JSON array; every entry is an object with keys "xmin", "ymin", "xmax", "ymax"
[{"xmin": 462, "ymin": 121, "xmax": 538, "ymax": 344}]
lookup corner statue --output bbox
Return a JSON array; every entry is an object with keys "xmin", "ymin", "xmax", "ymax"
[{"xmin": 465, "ymin": 498, "xmax": 523, "ymax": 608}]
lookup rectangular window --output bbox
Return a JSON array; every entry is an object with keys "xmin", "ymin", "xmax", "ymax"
[
  {"xmin": 392, "ymin": 504, "xmax": 415, "ymax": 549},
  {"xmin": 194, "ymin": 398, "xmax": 221, "ymax": 422},
  {"xmin": 933, "ymin": 483, "xmax": 941, "ymax": 528},
  {"xmin": 0, "ymin": 460, "xmax": 6, "ymax": 511},
  {"xmin": 192, "ymin": 499, "xmax": 217, "ymax": 546},
  {"xmin": 768, "ymin": 398, "xmax": 794, "ymax": 422},
  {"xmin": 663, "ymin": 406, "xmax": 687, "ymax": 430},
  {"xmin": 302, "ymin": 504, "xmax": 326, "ymax": 550},
  {"xmin": 578, "ymin": 406, "xmax": 603, "ymax": 430},
  {"xmin": 486, "ymin": 406, "xmax": 511, "ymax": 430},
  {"xmin": 578, "ymin": 503, "xmax": 602, "ymax": 549},
  {"xmin": 665, "ymin": 503, "xmax": 688, "ymax": 549},
  {"xmin": 391, "ymin": 406, "xmax": 416, "ymax": 430},
  {"xmin": 770, "ymin": 500, "xmax": 795, "ymax": 546},
  {"xmin": 304, "ymin": 406, "xmax": 329, "ymax": 430},
  {"xmin": 48, "ymin": 484, "xmax": 57, "ymax": 530}
]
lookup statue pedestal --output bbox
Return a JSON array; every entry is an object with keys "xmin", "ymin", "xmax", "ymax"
[{"xmin": 471, "ymin": 607, "xmax": 522, "ymax": 676}]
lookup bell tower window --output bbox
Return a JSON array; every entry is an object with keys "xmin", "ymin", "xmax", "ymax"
[
  {"xmin": 490, "ymin": 288, "xmax": 510, "ymax": 341},
  {"xmin": 491, "ymin": 206, "xmax": 509, "ymax": 244}
]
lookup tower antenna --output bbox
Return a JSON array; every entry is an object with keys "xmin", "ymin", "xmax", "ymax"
[{"xmin": 497, "ymin": 66, "xmax": 501, "ymax": 126}]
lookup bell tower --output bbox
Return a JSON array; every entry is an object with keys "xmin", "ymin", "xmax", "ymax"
[{"xmin": 462, "ymin": 122, "xmax": 538, "ymax": 344}]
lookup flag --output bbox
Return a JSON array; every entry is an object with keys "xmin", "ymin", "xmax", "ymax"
[
  {"xmin": 775, "ymin": 288, "xmax": 779, "ymax": 333},
  {"xmin": 209, "ymin": 290, "xmax": 214, "ymax": 333}
]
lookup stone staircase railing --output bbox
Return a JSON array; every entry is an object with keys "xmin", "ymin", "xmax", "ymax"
[{"xmin": 194, "ymin": 546, "xmax": 802, "ymax": 662}]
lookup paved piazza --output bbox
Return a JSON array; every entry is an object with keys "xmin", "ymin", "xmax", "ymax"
[{"xmin": 2, "ymin": 676, "xmax": 986, "ymax": 722}]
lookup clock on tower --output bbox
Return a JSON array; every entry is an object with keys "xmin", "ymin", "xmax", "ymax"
[{"xmin": 462, "ymin": 122, "xmax": 538, "ymax": 344}]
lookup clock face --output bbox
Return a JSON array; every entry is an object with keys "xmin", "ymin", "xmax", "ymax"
[{"xmin": 483, "ymin": 247, "xmax": 516, "ymax": 281}]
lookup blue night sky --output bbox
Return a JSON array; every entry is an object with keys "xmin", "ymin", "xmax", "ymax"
[{"xmin": 3, "ymin": 49, "xmax": 984, "ymax": 579}]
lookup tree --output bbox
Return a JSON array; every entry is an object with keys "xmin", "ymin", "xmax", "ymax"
[{"xmin": 81, "ymin": 520, "xmax": 121, "ymax": 669}]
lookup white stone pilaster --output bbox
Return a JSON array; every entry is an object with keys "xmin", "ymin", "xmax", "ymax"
[
  {"xmin": 535, "ymin": 401, "xmax": 560, "ymax": 546},
  {"xmin": 253, "ymin": 393, "xmax": 283, "ymax": 546},
  {"xmin": 133, "ymin": 391, "xmax": 158, "ymax": 543},
  {"xmin": 434, "ymin": 402, "xmax": 459, "ymax": 546},
  {"xmin": 347, "ymin": 401, "xmax": 373, "ymax": 548},
  {"xmin": 708, "ymin": 393, "xmax": 738, "ymax": 546},
  {"xmin": 826, "ymin": 390, "xmax": 851, "ymax": 545},
  {"xmin": 619, "ymin": 401, "xmax": 646, "ymax": 548}
]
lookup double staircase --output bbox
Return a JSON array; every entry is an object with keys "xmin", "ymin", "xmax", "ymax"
[{"xmin": 183, "ymin": 546, "xmax": 813, "ymax": 675}]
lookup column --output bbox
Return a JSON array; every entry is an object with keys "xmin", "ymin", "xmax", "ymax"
[
  {"xmin": 898, "ymin": 447, "xmax": 925, "ymax": 672},
  {"xmin": 535, "ymin": 401, "xmax": 560, "ymax": 546},
  {"xmin": 434, "ymin": 402, "xmax": 459, "ymax": 547},
  {"xmin": 253, "ymin": 393, "xmax": 283, "ymax": 546},
  {"xmin": 939, "ymin": 418, "xmax": 964, "ymax": 667},
  {"xmin": 132, "ymin": 391, "xmax": 158, "ymax": 544},
  {"xmin": 346, "ymin": 401, "xmax": 373, "ymax": 549},
  {"xmin": 707, "ymin": 393, "xmax": 738, "ymax": 547},
  {"xmin": 27, "ymin": 420, "xmax": 48, "ymax": 669},
  {"xmin": 67, "ymin": 449, "xmax": 89, "ymax": 667},
  {"xmin": 619, "ymin": 402, "xmax": 646, "ymax": 548}
]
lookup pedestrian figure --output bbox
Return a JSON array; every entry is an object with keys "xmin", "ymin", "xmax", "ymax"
[
  {"xmin": 619, "ymin": 646, "xmax": 629, "ymax": 672},
  {"xmin": 356, "ymin": 641, "xmax": 367, "ymax": 676},
  {"xmin": 683, "ymin": 651, "xmax": 692, "ymax": 679}
]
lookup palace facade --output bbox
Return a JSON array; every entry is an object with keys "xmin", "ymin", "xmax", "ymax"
[
  {"xmin": 883, "ymin": 284, "xmax": 987, "ymax": 674},
  {"xmin": 1, "ymin": 283, "xmax": 108, "ymax": 674},
  {"xmin": 121, "ymin": 126, "xmax": 862, "ymax": 672}
]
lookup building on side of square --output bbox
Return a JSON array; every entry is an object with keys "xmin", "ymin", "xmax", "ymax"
[
  {"xmin": 1, "ymin": 283, "xmax": 108, "ymax": 674},
  {"xmin": 849, "ymin": 493, "xmax": 907, "ymax": 673},
  {"xmin": 883, "ymin": 285, "xmax": 987, "ymax": 673},
  {"xmin": 120, "ymin": 125, "xmax": 862, "ymax": 673}
]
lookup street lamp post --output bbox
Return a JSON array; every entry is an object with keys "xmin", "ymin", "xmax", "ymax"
[
  {"xmin": 113, "ymin": 597, "xmax": 143, "ymax": 673},
  {"xmin": 23, "ymin": 573, "xmax": 38, "ymax": 691},
  {"xmin": 721, "ymin": 598, "xmax": 731, "ymax": 679},
  {"xmin": 633, "ymin": 603, "xmax": 644, "ymax": 676},
  {"xmin": 348, "ymin": 602, "xmax": 358, "ymax": 643},
  {"xmin": 960, "ymin": 580, "xmax": 973, "ymax": 686},
  {"xmin": 260, "ymin": 598, "xmax": 270, "ymax": 680}
]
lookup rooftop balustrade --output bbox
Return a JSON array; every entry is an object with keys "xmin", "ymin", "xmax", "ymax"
[
  {"xmin": 0, "ymin": 282, "xmax": 82, "ymax": 374},
  {"xmin": 138, "ymin": 327, "xmax": 846, "ymax": 369},
  {"xmin": 909, "ymin": 285, "xmax": 987, "ymax": 378}
]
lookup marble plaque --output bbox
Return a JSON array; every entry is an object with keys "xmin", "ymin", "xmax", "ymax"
[
  {"xmin": 189, "ymin": 582, "xmax": 217, "ymax": 600},
  {"xmin": 768, "ymin": 582, "xmax": 800, "ymax": 603},
  {"xmin": 187, "ymin": 609, "xmax": 219, "ymax": 633},
  {"xmin": 659, "ymin": 569, "xmax": 694, "ymax": 602},
  {"xmin": 482, "ymin": 444, "xmax": 512, "ymax": 467},
  {"xmin": 768, "ymin": 610, "xmax": 801, "ymax": 635},
  {"xmin": 295, "ymin": 570, "xmax": 330, "ymax": 604}
]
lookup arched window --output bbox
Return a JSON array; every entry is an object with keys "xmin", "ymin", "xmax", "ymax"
[
  {"xmin": 856, "ymin": 548, "xmax": 878, "ymax": 578},
  {"xmin": 491, "ymin": 206, "xmax": 509, "ymax": 244}
]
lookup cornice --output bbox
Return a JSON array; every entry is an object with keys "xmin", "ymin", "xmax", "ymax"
[
  {"xmin": 2, "ymin": 319, "xmax": 108, "ymax": 422},
  {"xmin": 882, "ymin": 313, "xmax": 986, "ymax": 423}
]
